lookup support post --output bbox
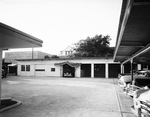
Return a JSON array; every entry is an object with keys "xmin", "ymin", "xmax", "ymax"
[
  {"xmin": 137, "ymin": 64, "xmax": 141, "ymax": 71},
  {"xmin": 130, "ymin": 59, "xmax": 133, "ymax": 82},
  {"xmin": 32, "ymin": 48, "xmax": 34, "ymax": 59},
  {"xmin": 0, "ymin": 48, "xmax": 2, "ymax": 108},
  {"xmin": 121, "ymin": 64, "xmax": 124, "ymax": 74},
  {"xmin": 91, "ymin": 63, "xmax": 94, "ymax": 78},
  {"xmin": 105, "ymin": 63, "xmax": 108, "ymax": 78}
]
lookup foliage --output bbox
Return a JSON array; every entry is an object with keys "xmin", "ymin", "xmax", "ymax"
[
  {"xmin": 44, "ymin": 55, "xmax": 51, "ymax": 59},
  {"xmin": 44, "ymin": 55, "xmax": 59, "ymax": 59},
  {"xmin": 73, "ymin": 35, "xmax": 114, "ymax": 57},
  {"xmin": 51, "ymin": 55, "xmax": 59, "ymax": 58}
]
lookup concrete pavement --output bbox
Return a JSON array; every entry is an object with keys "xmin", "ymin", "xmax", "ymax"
[{"xmin": 0, "ymin": 76, "xmax": 136, "ymax": 117}]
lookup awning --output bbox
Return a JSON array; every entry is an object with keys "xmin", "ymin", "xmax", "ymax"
[
  {"xmin": 114, "ymin": 0, "xmax": 150, "ymax": 64},
  {"xmin": 0, "ymin": 22, "xmax": 43, "ymax": 49},
  {"xmin": 55, "ymin": 61, "xmax": 81, "ymax": 68},
  {"xmin": 8, "ymin": 64, "xmax": 17, "ymax": 67}
]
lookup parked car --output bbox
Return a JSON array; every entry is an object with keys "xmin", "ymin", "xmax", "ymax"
[
  {"xmin": 125, "ymin": 78, "xmax": 150, "ymax": 97},
  {"xmin": 131, "ymin": 88, "xmax": 150, "ymax": 116},
  {"xmin": 118, "ymin": 70, "xmax": 150, "ymax": 88},
  {"xmin": 118, "ymin": 73, "xmax": 130, "ymax": 79}
]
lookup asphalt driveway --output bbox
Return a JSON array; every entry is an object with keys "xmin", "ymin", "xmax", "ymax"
[{"xmin": 0, "ymin": 76, "xmax": 135, "ymax": 117}]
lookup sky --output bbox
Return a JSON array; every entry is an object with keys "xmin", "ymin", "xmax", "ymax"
[{"xmin": 0, "ymin": 0, "xmax": 122, "ymax": 55}]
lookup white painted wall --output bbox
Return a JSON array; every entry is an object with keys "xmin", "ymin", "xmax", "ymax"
[
  {"xmin": 45, "ymin": 64, "xmax": 61, "ymax": 77},
  {"xmin": 35, "ymin": 64, "xmax": 46, "ymax": 76},
  {"xmin": 18, "ymin": 64, "xmax": 35, "ymax": 76},
  {"xmin": 75, "ymin": 65, "xmax": 81, "ymax": 77},
  {"xmin": 17, "ymin": 58, "xmax": 119, "ymax": 78}
]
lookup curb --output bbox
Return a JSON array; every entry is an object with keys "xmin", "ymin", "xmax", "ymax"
[{"xmin": 0, "ymin": 98, "xmax": 22, "ymax": 113}]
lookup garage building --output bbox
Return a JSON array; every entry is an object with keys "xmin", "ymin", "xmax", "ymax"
[{"xmin": 17, "ymin": 57, "xmax": 120, "ymax": 78}]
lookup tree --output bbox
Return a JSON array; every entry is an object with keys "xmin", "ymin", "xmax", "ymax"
[
  {"xmin": 44, "ymin": 55, "xmax": 51, "ymax": 59},
  {"xmin": 44, "ymin": 55, "xmax": 59, "ymax": 59},
  {"xmin": 51, "ymin": 55, "xmax": 59, "ymax": 58},
  {"xmin": 73, "ymin": 35, "xmax": 114, "ymax": 57}
]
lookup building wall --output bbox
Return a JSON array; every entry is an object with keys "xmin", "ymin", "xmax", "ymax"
[
  {"xmin": 5, "ymin": 51, "xmax": 51, "ymax": 64},
  {"xmin": 44, "ymin": 64, "xmax": 62, "ymax": 77},
  {"xmin": 17, "ymin": 58, "xmax": 120, "ymax": 78},
  {"xmin": 59, "ymin": 46, "xmax": 74, "ymax": 57},
  {"xmin": 18, "ymin": 61, "xmax": 61, "ymax": 77},
  {"xmin": 76, "ymin": 65, "xmax": 81, "ymax": 77},
  {"xmin": 18, "ymin": 64, "xmax": 35, "ymax": 76},
  {"xmin": 36, "ymin": 51, "xmax": 52, "ymax": 59}
]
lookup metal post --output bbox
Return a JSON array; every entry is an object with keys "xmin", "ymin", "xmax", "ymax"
[
  {"xmin": 130, "ymin": 59, "xmax": 133, "ymax": 82},
  {"xmin": 121, "ymin": 64, "xmax": 124, "ymax": 74}
]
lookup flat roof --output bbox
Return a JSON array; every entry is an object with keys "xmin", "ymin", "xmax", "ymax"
[
  {"xmin": 0, "ymin": 22, "xmax": 43, "ymax": 49},
  {"xmin": 114, "ymin": 0, "xmax": 150, "ymax": 64},
  {"xmin": 16, "ymin": 57, "xmax": 114, "ymax": 61}
]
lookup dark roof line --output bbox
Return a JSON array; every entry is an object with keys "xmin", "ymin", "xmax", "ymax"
[{"xmin": 16, "ymin": 57, "xmax": 113, "ymax": 61}]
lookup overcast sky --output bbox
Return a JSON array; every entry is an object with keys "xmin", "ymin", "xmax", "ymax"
[{"xmin": 0, "ymin": 0, "xmax": 122, "ymax": 55}]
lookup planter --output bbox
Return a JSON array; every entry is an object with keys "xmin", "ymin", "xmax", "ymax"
[{"xmin": 0, "ymin": 98, "xmax": 22, "ymax": 112}]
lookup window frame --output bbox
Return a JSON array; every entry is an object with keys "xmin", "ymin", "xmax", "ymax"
[
  {"xmin": 26, "ymin": 65, "xmax": 30, "ymax": 71},
  {"xmin": 21, "ymin": 65, "xmax": 25, "ymax": 71},
  {"xmin": 51, "ymin": 68, "xmax": 55, "ymax": 72},
  {"xmin": 35, "ymin": 69, "xmax": 45, "ymax": 71}
]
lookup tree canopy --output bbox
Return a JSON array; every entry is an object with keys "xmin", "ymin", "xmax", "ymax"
[
  {"xmin": 73, "ymin": 35, "xmax": 114, "ymax": 57},
  {"xmin": 44, "ymin": 55, "xmax": 59, "ymax": 59}
]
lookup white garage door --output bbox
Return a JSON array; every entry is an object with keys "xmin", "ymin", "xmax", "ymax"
[{"xmin": 35, "ymin": 65, "xmax": 46, "ymax": 76}]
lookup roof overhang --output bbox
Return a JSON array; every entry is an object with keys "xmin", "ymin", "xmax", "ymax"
[
  {"xmin": 0, "ymin": 22, "xmax": 43, "ymax": 49},
  {"xmin": 8, "ymin": 64, "xmax": 17, "ymax": 67},
  {"xmin": 114, "ymin": 0, "xmax": 150, "ymax": 64},
  {"xmin": 55, "ymin": 61, "xmax": 81, "ymax": 68}
]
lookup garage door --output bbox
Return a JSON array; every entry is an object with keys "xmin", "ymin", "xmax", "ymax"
[
  {"xmin": 35, "ymin": 65, "xmax": 46, "ymax": 76},
  {"xmin": 108, "ymin": 64, "xmax": 120, "ymax": 78},
  {"xmin": 81, "ymin": 64, "xmax": 91, "ymax": 77},
  {"xmin": 94, "ymin": 64, "xmax": 105, "ymax": 78}
]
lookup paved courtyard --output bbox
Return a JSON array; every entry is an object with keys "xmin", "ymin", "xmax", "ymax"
[{"xmin": 0, "ymin": 76, "xmax": 136, "ymax": 117}]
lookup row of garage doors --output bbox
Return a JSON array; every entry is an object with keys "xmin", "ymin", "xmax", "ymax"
[{"xmin": 81, "ymin": 64, "xmax": 120, "ymax": 78}]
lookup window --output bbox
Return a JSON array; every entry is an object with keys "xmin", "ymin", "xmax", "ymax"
[
  {"xmin": 21, "ymin": 65, "xmax": 30, "ymax": 71},
  {"xmin": 51, "ymin": 68, "xmax": 55, "ymax": 72},
  {"xmin": 26, "ymin": 65, "xmax": 30, "ymax": 71},
  {"xmin": 21, "ymin": 65, "xmax": 25, "ymax": 71},
  {"xmin": 35, "ymin": 69, "xmax": 45, "ymax": 71}
]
